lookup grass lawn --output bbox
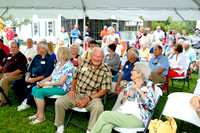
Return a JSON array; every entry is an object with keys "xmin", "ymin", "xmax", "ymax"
[{"xmin": 0, "ymin": 71, "xmax": 200, "ymax": 133}]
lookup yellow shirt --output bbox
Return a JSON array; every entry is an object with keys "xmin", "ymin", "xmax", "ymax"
[{"xmin": 140, "ymin": 48, "xmax": 150, "ymax": 58}]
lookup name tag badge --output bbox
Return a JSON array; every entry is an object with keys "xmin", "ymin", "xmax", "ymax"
[
  {"xmin": 41, "ymin": 61, "xmax": 46, "ymax": 64},
  {"xmin": 73, "ymin": 58, "xmax": 77, "ymax": 61},
  {"xmin": 7, "ymin": 57, "xmax": 11, "ymax": 60},
  {"xmin": 82, "ymin": 66, "xmax": 88, "ymax": 71},
  {"xmin": 157, "ymin": 63, "xmax": 161, "ymax": 66},
  {"xmin": 126, "ymin": 65, "xmax": 129, "ymax": 69}
]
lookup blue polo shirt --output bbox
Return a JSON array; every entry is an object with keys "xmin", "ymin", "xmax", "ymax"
[
  {"xmin": 71, "ymin": 29, "xmax": 80, "ymax": 43},
  {"xmin": 122, "ymin": 58, "xmax": 139, "ymax": 81},
  {"xmin": 183, "ymin": 47, "xmax": 197, "ymax": 63},
  {"xmin": 149, "ymin": 55, "xmax": 169, "ymax": 76},
  {"xmin": 28, "ymin": 53, "xmax": 54, "ymax": 78}
]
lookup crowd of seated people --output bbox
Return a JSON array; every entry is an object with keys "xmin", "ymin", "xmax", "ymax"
[{"xmin": 0, "ymin": 25, "xmax": 199, "ymax": 133}]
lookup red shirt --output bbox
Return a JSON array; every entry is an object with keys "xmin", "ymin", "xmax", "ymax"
[{"xmin": 0, "ymin": 44, "xmax": 10, "ymax": 55}]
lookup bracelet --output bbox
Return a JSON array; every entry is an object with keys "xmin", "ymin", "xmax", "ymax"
[{"xmin": 89, "ymin": 96, "xmax": 93, "ymax": 101}]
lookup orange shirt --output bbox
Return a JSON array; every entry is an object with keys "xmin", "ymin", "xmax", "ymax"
[{"xmin": 100, "ymin": 30, "xmax": 109, "ymax": 38}]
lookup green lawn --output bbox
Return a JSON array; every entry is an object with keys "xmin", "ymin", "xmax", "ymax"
[{"xmin": 0, "ymin": 71, "xmax": 200, "ymax": 133}]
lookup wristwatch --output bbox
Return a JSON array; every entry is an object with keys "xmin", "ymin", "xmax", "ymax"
[{"xmin": 89, "ymin": 96, "xmax": 93, "ymax": 101}]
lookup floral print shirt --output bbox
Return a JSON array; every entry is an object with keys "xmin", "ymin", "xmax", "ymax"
[
  {"xmin": 121, "ymin": 80, "xmax": 156, "ymax": 127},
  {"xmin": 51, "ymin": 60, "xmax": 76, "ymax": 91}
]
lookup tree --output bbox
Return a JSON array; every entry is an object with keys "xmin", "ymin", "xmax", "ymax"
[{"xmin": 1, "ymin": 14, "xmax": 32, "ymax": 27}]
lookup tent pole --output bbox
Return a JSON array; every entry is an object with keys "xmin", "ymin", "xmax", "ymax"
[
  {"xmin": 81, "ymin": 0, "xmax": 86, "ymax": 50},
  {"xmin": 174, "ymin": 8, "xmax": 199, "ymax": 36},
  {"xmin": 0, "ymin": 7, "xmax": 8, "ymax": 18}
]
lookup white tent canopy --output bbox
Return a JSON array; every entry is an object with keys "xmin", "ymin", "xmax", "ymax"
[{"xmin": 0, "ymin": 0, "xmax": 199, "ymax": 21}]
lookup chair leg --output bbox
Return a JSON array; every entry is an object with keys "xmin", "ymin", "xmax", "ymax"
[
  {"xmin": 178, "ymin": 121, "xmax": 184, "ymax": 133},
  {"xmin": 65, "ymin": 110, "xmax": 74, "ymax": 128},
  {"xmin": 181, "ymin": 79, "xmax": 186, "ymax": 92}
]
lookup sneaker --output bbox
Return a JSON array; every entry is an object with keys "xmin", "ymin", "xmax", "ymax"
[
  {"xmin": 17, "ymin": 99, "xmax": 27, "ymax": 109},
  {"xmin": 17, "ymin": 103, "xmax": 31, "ymax": 111}
]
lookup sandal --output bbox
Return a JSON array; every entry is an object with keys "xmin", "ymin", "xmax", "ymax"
[
  {"xmin": 28, "ymin": 115, "xmax": 37, "ymax": 120},
  {"xmin": 29, "ymin": 119, "xmax": 42, "ymax": 125}
]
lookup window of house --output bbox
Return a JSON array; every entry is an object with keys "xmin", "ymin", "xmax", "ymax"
[
  {"xmin": 48, "ymin": 21, "xmax": 53, "ymax": 36},
  {"xmin": 34, "ymin": 23, "xmax": 38, "ymax": 36}
]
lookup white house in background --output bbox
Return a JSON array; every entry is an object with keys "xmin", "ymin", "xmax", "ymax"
[
  {"xmin": 15, "ymin": 15, "xmax": 144, "ymax": 43},
  {"xmin": 16, "ymin": 15, "xmax": 62, "ymax": 44}
]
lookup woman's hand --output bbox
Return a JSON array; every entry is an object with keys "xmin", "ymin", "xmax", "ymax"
[
  {"xmin": 132, "ymin": 84, "xmax": 141, "ymax": 93},
  {"xmin": 127, "ymin": 90, "xmax": 134, "ymax": 97}
]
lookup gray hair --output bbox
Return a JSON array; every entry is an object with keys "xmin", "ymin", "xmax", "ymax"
[
  {"xmin": 70, "ymin": 44, "xmax": 80, "ymax": 54},
  {"xmin": 107, "ymin": 26, "xmax": 115, "ymax": 34},
  {"xmin": 134, "ymin": 62, "xmax": 151, "ymax": 80},
  {"xmin": 39, "ymin": 41, "xmax": 48, "ymax": 51},
  {"xmin": 58, "ymin": 47, "xmax": 71, "ymax": 61},
  {"xmin": 177, "ymin": 39, "xmax": 184, "ymax": 44},
  {"xmin": 91, "ymin": 47, "xmax": 105, "ymax": 56},
  {"xmin": 128, "ymin": 48, "xmax": 139, "ymax": 58},
  {"xmin": 27, "ymin": 38, "xmax": 33, "ymax": 43},
  {"xmin": 184, "ymin": 41, "xmax": 191, "ymax": 46}
]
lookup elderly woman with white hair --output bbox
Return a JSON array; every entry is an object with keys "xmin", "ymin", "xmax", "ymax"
[
  {"xmin": 91, "ymin": 62, "xmax": 156, "ymax": 133},
  {"xmin": 70, "ymin": 44, "xmax": 82, "ymax": 67},
  {"xmin": 29, "ymin": 47, "xmax": 76, "ymax": 125},
  {"xmin": 106, "ymin": 26, "xmax": 122, "ymax": 55}
]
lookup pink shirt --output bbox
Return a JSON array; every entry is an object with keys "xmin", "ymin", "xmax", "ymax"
[{"xmin": 6, "ymin": 28, "xmax": 14, "ymax": 41}]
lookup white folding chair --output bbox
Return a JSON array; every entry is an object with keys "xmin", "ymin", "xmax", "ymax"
[
  {"xmin": 171, "ymin": 59, "xmax": 191, "ymax": 91},
  {"xmin": 65, "ymin": 107, "xmax": 88, "ymax": 131},
  {"xmin": 114, "ymin": 85, "xmax": 163, "ymax": 133},
  {"xmin": 45, "ymin": 95, "xmax": 63, "ymax": 113},
  {"xmin": 159, "ymin": 92, "xmax": 200, "ymax": 133}
]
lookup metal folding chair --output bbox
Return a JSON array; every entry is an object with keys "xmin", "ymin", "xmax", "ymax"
[
  {"xmin": 65, "ymin": 96, "xmax": 105, "ymax": 131},
  {"xmin": 171, "ymin": 61, "xmax": 191, "ymax": 91},
  {"xmin": 45, "ymin": 95, "xmax": 63, "ymax": 113}
]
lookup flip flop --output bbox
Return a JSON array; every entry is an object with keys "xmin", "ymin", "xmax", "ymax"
[
  {"xmin": 29, "ymin": 119, "xmax": 42, "ymax": 125},
  {"xmin": 28, "ymin": 115, "xmax": 37, "ymax": 120}
]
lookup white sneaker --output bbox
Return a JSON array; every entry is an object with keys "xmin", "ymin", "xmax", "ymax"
[
  {"xmin": 17, "ymin": 103, "xmax": 31, "ymax": 111},
  {"xmin": 17, "ymin": 99, "xmax": 27, "ymax": 109}
]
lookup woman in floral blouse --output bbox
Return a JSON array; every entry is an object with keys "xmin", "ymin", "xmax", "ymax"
[
  {"xmin": 28, "ymin": 47, "xmax": 76, "ymax": 125},
  {"xmin": 91, "ymin": 62, "xmax": 156, "ymax": 133}
]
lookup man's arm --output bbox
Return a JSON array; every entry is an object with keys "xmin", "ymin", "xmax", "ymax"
[
  {"xmin": 76, "ymin": 89, "xmax": 107, "ymax": 108},
  {"xmin": 67, "ymin": 78, "xmax": 77, "ymax": 99},
  {"xmin": 3, "ymin": 69, "xmax": 22, "ymax": 77},
  {"xmin": 153, "ymin": 68, "xmax": 165, "ymax": 75}
]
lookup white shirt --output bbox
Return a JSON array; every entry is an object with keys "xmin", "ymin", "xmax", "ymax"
[
  {"xmin": 153, "ymin": 30, "xmax": 164, "ymax": 42},
  {"xmin": 22, "ymin": 47, "xmax": 37, "ymax": 64},
  {"xmin": 170, "ymin": 53, "xmax": 190, "ymax": 75}
]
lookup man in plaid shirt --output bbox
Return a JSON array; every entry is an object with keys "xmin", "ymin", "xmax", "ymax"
[{"xmin": 54, "ymin": 47, "xmax": 112, "ymax": 133}]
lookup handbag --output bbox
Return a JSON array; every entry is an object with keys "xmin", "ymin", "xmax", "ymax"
[
  {"xmin": 148, "ymin": 116, "xmax": 177, "ymax": 133},
  {"xmin": 42, "ymin": 81, "xmax": 54, "ymax": 88}
]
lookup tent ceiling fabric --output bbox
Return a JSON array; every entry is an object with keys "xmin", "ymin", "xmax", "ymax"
[{"xmin": 0, "ymin": 0, "xmax": 199, "ymax": 20}]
